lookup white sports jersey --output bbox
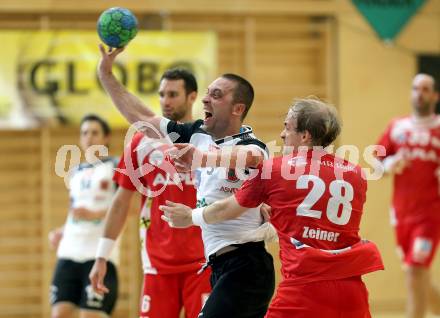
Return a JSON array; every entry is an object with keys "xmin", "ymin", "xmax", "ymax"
[
  {"xmin": 57, "ymin": 157, "xmax": 119, "ymax": 263},
  {"xmin": 160, "ymin": 118, "xmax": 274, "ymax": 258}
]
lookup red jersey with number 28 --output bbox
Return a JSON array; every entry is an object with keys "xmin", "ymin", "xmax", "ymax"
[{"xmin": 235, "ymin": 150, "xmax": 383, "ymax": 285}]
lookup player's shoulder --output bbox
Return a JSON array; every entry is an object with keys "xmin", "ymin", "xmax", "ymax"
[
  {"xmin": 130, "ymin": 132, "xmax": 170, "ymax": 159},
  {"xmin": 102, "ymin": 156, "xmax": 120, "ymax": 168},
  {"xmin": 261, "ymin": 154, "xmax": 292, "ymax": 175},
  {"xmin": 189, "ymin": 119, "xmax": 204, "ymax": 130},
  {"xmin": 70, "ymin": 163, "xmax": 82, "ymax": 175},
  {"xmin": 432, "ymin": 114, "xmax": 440, "ymax": 128},
  {"xmin": 388, "ymin": 115, "xmax": 412, "ymax": 128},
  {"xmin": 380, "ymin": 116, "xmax": 413, "ymax": 140},
  {"xmin": 325, "ymin": 153, "xmax": 366, "ymax": 183},
  {"xmin": 168, "ymin": 118, "xmax": 205, "ymax": 134},
  {"xmin": 229, "ymin": 125, "xmax": 267, "ymax": 153}
]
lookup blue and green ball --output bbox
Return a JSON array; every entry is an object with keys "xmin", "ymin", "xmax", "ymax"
[{"xmin": 97, "ymin": 7, "xmax": 138, "ymax": 48}]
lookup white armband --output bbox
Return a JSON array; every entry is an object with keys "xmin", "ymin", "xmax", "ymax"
[
  {"xmin": 95, "ymin": 237, "xmax": 115, "ymax": 260},
  {"xmin": 192, "ymin": 207, "xmax": 208, "ymax": 227}
]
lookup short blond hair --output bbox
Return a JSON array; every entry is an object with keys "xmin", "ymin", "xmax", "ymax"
[{"xmin": 288, "ymin": 98, "xmax": 341, "ymax": 147}]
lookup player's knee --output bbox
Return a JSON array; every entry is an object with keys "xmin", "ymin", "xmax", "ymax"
[
  {"xmin": 79, "ymin": 309, "xmax": 109, "ymax": 318},
  {"xmin": 406, "ymin": 266, "xmax": 429, "ymax": 285},
  {"xmin": 51, "ymin": 304, "xmax": 75, "ymax": 318}
]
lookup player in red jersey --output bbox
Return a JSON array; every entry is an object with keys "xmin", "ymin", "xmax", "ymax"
[
  {"xmin": 89, "ymin": 69, "xmax": 210, "ymax": 318},
  {"xmin": 162, "ymin": 98, "xmax": 384, "ymax": 318},
  {"xmin": 376, "ymin": 74, "xmax": 440, "ymax": 318}
]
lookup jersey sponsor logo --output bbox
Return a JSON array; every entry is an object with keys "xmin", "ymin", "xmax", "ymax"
[
  {"xmin": 287, "ymin": 156, "xmax": 307, "ymax": 167},
  {"xmin": 405, "ymin": 147, "xmax": 438, "ymax": 162},
  {"xmin": 302, "ymin": 226, "xmax": 340, "ymax": 242},
  {"xmin": 219, "ymin": 185, "xmax": 238, "ymax": 194},
  {"xmin": 393, "ymin": 125, "xmax": 440, "ymax": 150},
  {"xmin": 408, "ymin": 131, "xmax": 431, "ymax": 147},
  {"xmin": 319, "ymin": 160, "xmax": 356, "ymax": 172},
  {"xmin": 152, "ymin": 172, "xmax": 194, "ymax": 186}
]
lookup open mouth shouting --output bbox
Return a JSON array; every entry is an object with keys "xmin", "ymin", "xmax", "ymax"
[{"xmin": 204, "ymin": 111, "xmax": 213, "ymax": 124}]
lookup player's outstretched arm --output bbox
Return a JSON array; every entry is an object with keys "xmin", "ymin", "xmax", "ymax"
[
  {"xmin": 89, "ymin": 187, "xmax": 133, "ymax": 294},
  {"xmin": 97, "ymin": 44, "xmax": 163, "ymax": 129},
  {"xmin": 160, "ymin": 196, "xmax": 248, "ymax": 228},
  {"xmin": 198, "ymin": 195, "xmax": 248, "ymax": 224},
  {"xmin": 170, "ymin": 143, "xmax": 265, "ymax": 172}
]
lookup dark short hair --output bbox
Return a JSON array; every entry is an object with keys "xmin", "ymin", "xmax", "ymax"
[
  {"xmin": 160, "ymin": 68, "xmax": 198, "ymax": 95},
  {"xmin": 221, "ymin": 73, "xmax": 254, "ymax": 121},
  {"xmin": 289, "ymin": 98, "xmax": 341, "ymax": 148},
  {"xmin": 80, "ymin": 114, "xmax": 111, "ymax": 136}
]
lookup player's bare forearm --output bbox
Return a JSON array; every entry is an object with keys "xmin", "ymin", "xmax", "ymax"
[
  {"xmin": 211, "ymin": 145, "xmax": 264, "ymax": 169},
  {"xmin": 99, "ymin": 72, "xmax": 160, "ymax": 125},
  {"xmin": 173, "ymin": 144, "xmax": 264, "ymax": 171},
  {"xmin": 97, "ymin": 44, "xmax": 162, "ymax": 129},
  {"xmin": 203, "ymin": 196, "xmax": 248, "ymax": 224},
  {"xmin": 101, "ymin": 188, "xmax": 133, "ymax": 240},
  {"xmin": 161, "ymin": 196, "xmax": 248, "ymax": 227}
]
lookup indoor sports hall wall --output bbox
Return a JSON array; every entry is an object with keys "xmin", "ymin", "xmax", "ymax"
[
  {"xmin": 0, "ymin": 128, "xmax": 142, "ymax": 318},
  {"xmin": 0, "ymin": 0, "xmax": 439, "ymax": 317}
]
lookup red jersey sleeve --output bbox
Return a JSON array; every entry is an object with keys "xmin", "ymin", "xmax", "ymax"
[
  {"xmin": 376, "ymin": 120, "xmax": 397, "ymax": 159},
  {"xmin": 234, "ymin": 164, "xmax": 267, "ymax": 208},
  {"xmin": 113, "ymin": 133, "xmax": 143, "ymax": 191}
]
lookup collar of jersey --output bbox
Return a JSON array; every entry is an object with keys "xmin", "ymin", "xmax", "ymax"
[{"xmin": 214, "ymin": 125, "xmax": 253, "ymax": 145}]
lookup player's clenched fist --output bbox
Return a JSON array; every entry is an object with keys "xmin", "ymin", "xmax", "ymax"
[{"xmin": 89, "ymin": 258, "xmax": 110, "ymax": 295}]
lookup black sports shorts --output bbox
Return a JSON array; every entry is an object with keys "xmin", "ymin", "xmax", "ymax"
[{"xmin": 50, "ymin": 259, "xmax": 118, "ymax": 315}]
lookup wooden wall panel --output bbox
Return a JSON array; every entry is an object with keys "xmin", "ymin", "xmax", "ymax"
[
  {"xmin": 0, "ymin": 130, "xmax": 43, "ymax": 318},
  {"xmin": 0, "ymin": 128, "xmax": 141, "ymax": 318}
]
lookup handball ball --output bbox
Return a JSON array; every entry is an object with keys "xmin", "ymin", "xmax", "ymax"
[{"xmin": 97, "ymin": 7, "xmax": 138, "ymax": 48}]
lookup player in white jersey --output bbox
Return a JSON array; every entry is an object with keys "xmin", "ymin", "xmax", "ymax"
[
  {"xmin": 91, "ymin": 45, "xmax": 275, "ymax": 318},
  {"xmin": 49, "ymin": 114, "xmax": 119, "ymax": 318}
]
